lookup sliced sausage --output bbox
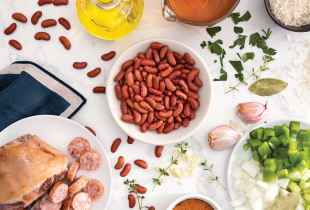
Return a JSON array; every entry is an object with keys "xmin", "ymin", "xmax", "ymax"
[
  {"xmin": 69, "ymin": 175, "xmax": 88, "ymax": 195},
  {"xmin": 50, "ymin": 182, "xmax": 68, "ymax": 203},
  {"xmin": 40, "ymin": 194, "xmax": 62, "ymax": 210},
  {"xmin": 33, "ymin": 200, "xmax": 41, "ymax": 210},
  {"xmin": 80, "ymin": 150, "xmax": 101, "ymax": 171},
  {"xmin": 62, "ymin": 198, "xmax": 74, "ymax": 210},
  {"xmin": 71, "ymin": 192, "xmax": 91, "ymax": 210},
  {"xmin": 67, "ymin": 161, "xmax": 80, "ymax": 182},
  {"xmin": 82, "ymin": 180, "xmax": 104, "ymax": 201},
  {"xmin": 68, "ymin": 137, "xmax": 90, "ymax": 159}
]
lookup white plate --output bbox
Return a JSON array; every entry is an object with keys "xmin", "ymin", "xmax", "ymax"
[
  {"xmin": 227, "ymin": 118, "xmax": 310, "ymax": 200},
  {"xmin": 0, "ymin": 115, "xmax": 112, "ymax": 210}
]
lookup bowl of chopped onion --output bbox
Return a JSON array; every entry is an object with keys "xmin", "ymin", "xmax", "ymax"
[{"xmin": 264, "ymin": 0, "xmax": 310, "ymax": 32}]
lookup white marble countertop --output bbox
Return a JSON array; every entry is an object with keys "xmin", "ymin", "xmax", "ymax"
[{"xmin": 1, "ymin": 0, "xmax": 310, "ymax": 209}]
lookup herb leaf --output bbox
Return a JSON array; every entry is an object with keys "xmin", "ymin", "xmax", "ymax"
[
  {"xmin": 242, "ymin": 52, "xmax": 255, "ymax": 62},
  {"xmin": 230, "ymin": 11, "xmax": 251, "ymax": 24},
  {"xmin": 239, "ymin": 11, "xmax": 251, "ymax": 22},
  {"xmin": 234, "ymin": 26, "xmax": 243, "ymax": 34},
  {"xmin": 249, "ymin": 78, "xmax": 288, "ymax": 96},
  {"xmin": 263, "ymin": 48, "xmax": 277, "ymax": 55},
  {"xmin": 214, "ymin": 60, "xmax": 217, "ymax": 63},
  {"xmin": 213, "ymin": 68, "xmax": 227, "ymax": 81},
  {"xmin": 249, "ymin": 33, "xmax": 261, "ymax": 46},
  {"xmin": 229, "ymin": 35, "xmax": 247, "ymax": 50},
  {"xmin": 200, "ymin": 41, "xmax": 207, "ymax": 49},
  {"xmin": 230, "ymin": 12, "xmax": 240, "ymax": 24},
  {"xmin": 237, "ymin": 53, "xmax": 242, "ymax": 60},
  {"xmin": 208, "ymin": 40, "xmax": 223, "ymax": 55},
  {"xmin": 206, "ymin": 26, "xmax": 221, "ymax": 38},
  {"xmin": 229, "ymin": 61, "xmax": 244, "ymax": 81},
  {"xmin": 257, "ymin": 38, "xmax": 268, "ymax": 50},
  {"xmin": 262, "ymin": 28, "xmax": 272, "ymax": 40}
]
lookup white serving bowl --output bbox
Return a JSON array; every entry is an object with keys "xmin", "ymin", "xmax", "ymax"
[
  {"xmin": 166, "ymin": 194, "xmax": 222, "ymax": 210},
  {"xmin": 106, "ymin": 38, "xmax": 213, "ymax": 145}
]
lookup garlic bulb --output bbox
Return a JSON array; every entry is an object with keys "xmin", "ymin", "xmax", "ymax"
[
  {"xmin": 237, "ymin": 102, "xmax": 267, "ymax": 124},
  {"xmin": 208, "ymin": 125, "xmax": 243, "ymax": 151}
]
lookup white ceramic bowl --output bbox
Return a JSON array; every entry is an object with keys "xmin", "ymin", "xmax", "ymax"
[
  {"xmin": 106, "ymin": 38, "xmax": 213, "ymax": 145},
  {"xmin": 166, "ymin": 194, "xmax": 222, "ymax": 210}
]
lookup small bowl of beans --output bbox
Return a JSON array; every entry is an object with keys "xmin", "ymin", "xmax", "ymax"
[
  {"xmin": 106, "ymin": 38, "xmax": 213, "ymax": 145},
  {"xmin": 167, "ymin": 194, "xmax": 221, "ymax": 210}
]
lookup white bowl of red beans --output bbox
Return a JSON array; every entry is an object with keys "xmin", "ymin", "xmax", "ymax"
[
  {"xmin": 166, "ymin": 194, "xmax": 221, "ymax": 210},
  {"xmin": 106, "ymin": 38, "xmax": 213, "ymax": 145}
]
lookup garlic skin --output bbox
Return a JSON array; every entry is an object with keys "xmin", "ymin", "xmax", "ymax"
[
  {"xmin": 208, "ymin": 125, "xmax": 243, "ymax": 151},
  {"xmin": 237, "ymin": 102, "xmax": 267, "ymax": 124}
]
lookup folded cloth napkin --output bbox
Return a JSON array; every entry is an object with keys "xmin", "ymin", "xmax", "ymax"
[{"xmin": 0, "ymin": 61, "xmax": 86, "ymax": 132}]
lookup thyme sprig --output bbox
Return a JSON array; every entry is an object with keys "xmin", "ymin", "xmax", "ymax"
[
  {"xmin": 225, "ymin": 55, "xmax": 274, "ymax": 94},
  {"xmin": 201, "ymin": 160, "xmax": 226, "ymax": 190},
  {"xmin": 124, "ymin": 179, "xmax": 152, "ymax": 210},
  {"xmin": 152, "ymin": 142, "xmax": 190, "ymax": 192}
]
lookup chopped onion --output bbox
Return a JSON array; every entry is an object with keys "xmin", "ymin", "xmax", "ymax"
[
  {"xmin": 280, "ymin": 189, "xmax": 289, "ymax": 197},
  {"xmin": 251, "ymin": 197, "xmax": 264, "ymax": 210},
  {"xmin": 232, "ymin": 167, "xmax": 243, "ymax": 178},
  {"xmin": 241, "ymin": 161, "xmax": 260, "ymax": 178},
  {"xmin": 235, "ymin": 156, "xmax": 242, "ymax": 166},
  {"xmin": 231, "ymin": 195, "xmax": 246, "ymax": 207},
  {"xmin": 276, "ymin": 178, "xmax": 290, "ymax": 189},
  {"xmin": 249, "ymin": 158, "xmax": 260, "ymax": 166},
  {"xmin": 296, "ymin": 204, "xmax": 305, "ymax": 210},
  {"xmin": 245, "ymin": 187, "xmax": 261, "ymax": 198},
  {"xmin": 243, "ymin": 182, "xmax": 255, "ymax": 193},
  {"xmin": 238, "ymin": 191, "xmax": 245, "ymax": 195},
  {"xmin": 265, "ymin": 183, "xmax": 280, "ymax": 202},
  {"xmin": 242, "ymin": 171, "xmax": 251, "ymax": 180},
  {"xmin": 246, "ymin": 177, "xmax": 256, "ymax": 185},
  {"xmin": 256, "ymin": 181, "xmax": 268, "ymax": 189},
  {"xmin": 233, "ymin": 179, "xmax": 243, "ymax": 190}
]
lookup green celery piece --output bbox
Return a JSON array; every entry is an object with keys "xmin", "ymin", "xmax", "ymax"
[
  {"xmin": 300, "ymin": 180, "xmax": 306, "ymax": 188},
  {"xmin": 289, "ymin": 152, "xmax": 300, "ymax": 164},
  {"xmin": 264, "ymin": 158, "xmax": 277, "ymax": 172},
  {"xmin": 250, "ymin": 130, "xmax": 258, "ymax": 139},
  {"xmin": 288, "ymin": 181, "xmax": 301, "ymax": 193},
  {"xmin": 299, "ymin": 151, "xmax": 309, "ymax": 162},
  {"xmin": 276, "ymin": 158, "xmax": 283, "ymax": 170},
  {"xmin": 304, "ymin": 187, "xmax": 310, "ymax": 195},
  {"xmin": 243, "ymin": 143, "xmax": 251, "ymax": 151},
  {"xmin": 296, "ymin": 160, "xmax": 309, "ymax": 174},
  {"xmin": 265, "ymin": 128, "xmax": 275, "ymax": 137},
  {"xmin": 289, "ymin": 168, "xmax": 302, "ymax": 181},
  {"xmin": 274, "ymin": 125, "xmax": 283, "ymax": 137},
  {"xmin": 277, "ymin": 147, "xmax": 287, "ymax": 153},
  {"xmin": 256, "ymin": 127, "xmax": 264, "ymax": 139},
  {"xmin": 304, "ymin": 129, "xmax": 310, "ymax": 146},
  {"xmin": 289, "ymin": 141, "xmax": 298, "ymax": 152},
  {"xmin": 253, "ymin": 150, "xmax": 261, "ymax": 162},
  {"xmin": 303, "ymin": 145, "xmax": 310, "ymax": 151},
  {"xmin": 263, "ymin": 169, "xmax": 276, "ymax": 182},
  {"xmin": 283, "ymin": 157, "xmax": 292, "ymax": 168},
  {"xmin": 277, "ymin": 169, "xmax": 289, "ymax": 180},
  {"xmin": 305, "ymin": 204, "xmax": 309, "ymax": 210},
  {"xmin": 304, "ymin": 195, "xmax": 310, "ymax": 202},
  {"xmin": 297, "ymin": 130, "xmax": 307, "ymax": 143},
  {"xmin": 268, "ymin": 137, "xmax": 281, "ymax": 149},
  {"xmin": 273, "ymin": 149, "xmax": 278, "ymax": 157},
  {"xmin": 298, "ymin": 142, "xmax": 303, "ymax": 151},
  {"xmin": 258, "ymin": 142, "xmax": 272, "ymax": 160},
  {"xmin": 247, "ymin": 139, "xmax": 262, "ymax": 148},
  {"xmin": 282, "ymin": 124, "xmax": 290, "ymax": 139},
  {"xmin": 279, "ymin": 134, "xmax": 290, "ymax": 147},
  {"xmin": 307, "ymin": 159, "xmax": 310, "ymax": 167},
  {"xmin": 290, "ymin": 121, "xmax": 300, "ymax": 134}
]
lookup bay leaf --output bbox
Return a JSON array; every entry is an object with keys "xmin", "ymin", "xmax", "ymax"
[
  {"xmin": 249, "ymin": 78, "xmax": 288, "ymax": 96},
  {"xmin": 269, "ymin": 192, "xmax": 299, "ymax": 210}
]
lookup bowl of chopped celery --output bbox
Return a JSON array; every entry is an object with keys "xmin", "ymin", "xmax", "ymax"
[{"xmin": 227, "ymin": 118, "xmax": 310, "ymax": 209}]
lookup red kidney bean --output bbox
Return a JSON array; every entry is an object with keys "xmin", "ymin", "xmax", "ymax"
[
  {"xmin": 163, "ymin": 123, "xmax": 174, "ymax": 134},
  {"xmin": 144, "ymin": 66, "xmax": 158, "ymax": 74},
  {"xmin": 146, "ymin": 74, "xmax": 153, "ymax": 88},
  {"xmin": 179, "ymin": 73, "xmax": 187, "ymax": 79},
  {"xmin": 138, "ymin": 52, "xmax": 146, "ymax": 59},
  {"xmin": 165, "ymin": 78, "xmax": 176, "ymax": 92},
  {"xmin": 133, "ymin": 110, "xmax": 142, "ymax": 124},
  {"xmin": 155, "ymin": 103, "xmax": 165, "ymax": 111},
  {"xmin": 179, "ymin": 59, "xmax": 186, "ymax": 64},
  {"xmin": 134, "ymin": 160, "xmax": 148, "ymax": 169},
  {"xmin": 147, "ymin": 112, "xmax": 155, "ymax": 123},
  {"xmin": 145, "ymin": 97, "xmax": 156, "ymax": 108},
  {"xmin": 38, "ymin": 0, "xmax": 52, "ymax": 6},
  {"xmin": 170, "ymin": 93, "xmax": 177, "ymax": 106},
  {"xmin": 164, "ymin": 96, "xmax": 170, "ymax": 110},
  {"xmin": 120, "ymin": 164, "xmax": 131, "ymax": 177},
  {"xmin": 190, "ymin": 109, "xmax": 196, "ymax": 119},
  {"xmin": 132, "ymin": 85, "xmax": 140, "ymax": 95},
  {"xmin": 111, "ymin": 138, "xmax": 121, "ymax": 153},
  {"xmin": 187, "ymin": 90, "xmax": 199, "ymax": 99},
  {"xmin": 173, "ymin": 64, "xmax": 184, "ymax": 71},
  {"xmin": 187, "ymin": 69, "xmax": 199, "ymax": 82},
  {"xmin": 160, "ymin": 67, "xmax": 173, "ymax": 77},
  {"xmin": 177, "ymin": 99, "xmax": 186, "ymax": 104},
  {"xmin": 152, "ymin": 76, "xmax": 159, "ymax": 90},
  {"xmin": 194, "ymin": 76, "xmax": 203, "ymax": 87},
  {"xmin": 146, "ymin": 47, "xmax": 153, "ymax": 59},
  {"xmin": 9, "ymin": 40, "xmax": 22, "ymax": 50},
  {"xmin": 187, "ymin": 81, "xmax": 199, "ymax": 91},
  {"xmin": 84, "ymin": 126, "xmax": 96, "ymax": 136},
  {"xmin": 150, "ymin": 42, "xmax": 163, "ymax": 50},
  {"xmin": 184, "ymin": 63, "xmax": 194, "ymax": 70},
  {"xmin": 122, "ymin": 60, "xmax": 134, "ymax": 71},
  {"xmin": 148, "ymin": 88, "xmax": 162, "ymax": 96},
  {"xmin": 121, "ymin": 101, "xmax": 128, "ymax": 114},
  {"xmin": 182, "ymin": 118, "xmax": 190, "ymax": 127},
  {"xmin": 180, "ymin": 113, "xmax": 186, "ymax": 118},
  {"xmin": 73, "ymin": 62, "xmax": 87, "ymax": 69},
  {"xmin": 173, "ymin": 52, "xmax": 183, "ymax": 61},
  {"xmin": 140, "ymin": 82, "xmax": 147, "ymax": 97},
  {"xmin": 126, "ymin": 99, "xmax": 134, "ymax": 108},
  {"xmin": 183, "ymin": 103, "xmax": 191, "ymax": 116},
  {"xmin": 4, "ymin": 23, "xmax": 17, "ymax": 35},
  {"xmin": 114, "ymin": 71, "xmax": 125, "ymax": 82},
  {"xmin": 148, "ymin": 120, "xmax": 164, "ymax": 130},
  {"xmin": 127, "ymin": 136, "xmax": 134, "ymax": 144},
  {"xmin": 53, "ymin": 0, "xmax": 69, "ymax": 5},
  {"xmin": 121, "ymin": 85, "xmax": 130, "ymax": 99},
  {"xmin": 134, "ymin": 59, "xmax": 141, "ymax": 70},
  {"xmin": 155, "ymin": 146, "xmax": 164, "ymax": 157},
  {"xmin": 159, "ymin": 45, "xmax": 168, "ymax": 59},
  {"xmin": 134, "ymin": 102, "xmax": 149, "ymax": 114},
  {"xmin": 152, "ymin": 49, "xmax": 160, "ymax": 63},
  {"xmin": 134, "ymin": 95, "xmax": 144, "ymax": 102},
  {"xmin": 141, "ymin": 59, "xmax": 156, "ymax": 66},
  {"xmin": 175, "ymin": 115, "xmax": 182, "ymax": 122},
  {"xmin": 12, "ymin": 13, "xmax": 27, "ymax": 23},
  {"xmin": 179, "ymin": 79, "xmax": 189, "ymax": 93},
  {"xmin": 31, "ymin": 11, "xmax": 42, "ymax": 25},
  {"xmin": 174, "ymin": 122, "xmax": 181, "ymax": 129},
  {"xmin": 159, "ymin": 58, "xmax": 168, "ymax": 65},
  {"xmin": 140, "ymin": 101, "xmax": 154, "ymax": 112},
  {"xmin": 128, "ymin": 194, "xmax": 136, "ymax": 208},
  {"xmin": 115, "ymin": 85, "xmax": 122, "ymax": 100},
  {"xmin": 127, "ymin": 107, "xmax": 133, "ymax": 115},
  {"xmin": 137, "ymin": 113, "xmax": 148, "ymax": 125},
  {"xmin": 184, "ymin": 53, "xmax": 195, "ymax": 65},
  {"xmin": 149, "ymin": 206, "xmax": 155, "ymax": 210},
  {"xmin": 188, "ymin": 96, "xmax": 199, "ymax": 110},
  {"xmin": 135, "ymin": 184, "xmax": 147, "ymax": 195},
  {"xmin": 173, "ymin": 103, "xmax": 183, "ymax": 116},
  {"xmin": 58, "ymin": 17, "xmax": 71, "ymax": 30},
  {"xmin": 41, "ymin": 19, "xmax": 57, "ymax": 28},
  {"xmin": 166, "ymin": 51, "xmax": 176, "ymax": 66},
  {"xmin": 149, "ymin": 94, "xmax": 163, "ymax": 102},
  {"xmin": 158, "ymin": 63, "xmax": 170, "ymax": 71},
  {"xmin": 126, "ymin": 72, "xmax": 135, "ymax": 86},
  {"xmin": 168, "ymin": 71, "xmax": 181, "ymax": 80},
  {"xmin": 121, "ymin": 114, "xmax": 135, "ymax": 124},
  {"xmin": 157, "ymin": 122, "xmax": 166, "ymax": 134},
  {"xmin": 34, "ymin": 32, "xmax": 50, "ymax": 40},
  {"xmin": 180, "ymin": 69, "xmax": 190, "ymax": 74},
  {"xmin": 59, "ymin": 36, "xmax": 71, "ymax": 50},
  {"xmin": 115, "ymin": 156, "xmax": 124, "ymax": 169},
  {"xmin": 141, "ymin": 122, "xmax": 150, "ymax": 133},
  {"xmin": 176, "ymin": 90, "xmax": 187, "ymax": 100},
  {"xmin": 134, "ymin": 70, "xmax": 143, "ymax": 81},
  {"xmin": 102, "ymin": 51, "xmax": 116, "ymax": 61},
  {"xmin": 159, "ymin": 110, "xmax": 173, "ymax": 118},
  {"xmin": 168, "ymin": 116, "xmax": 174, "ymax": 124},
  {"xmin": 157, "ymin": 81, "xmax": 164, "ymax": 93},
  {"xmin": 93, "ymin": 86, "xmax": 105, "ymax": 93}
]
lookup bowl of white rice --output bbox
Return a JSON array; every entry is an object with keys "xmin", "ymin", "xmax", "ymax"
[{"xmin": 265, "ymin": 0, "xmax": 310, "ymax": 32}]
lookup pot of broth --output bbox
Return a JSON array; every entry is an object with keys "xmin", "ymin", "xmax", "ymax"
[{"xmin": 161, "ymin": 0, "xmax": 240, "ymax": 26}]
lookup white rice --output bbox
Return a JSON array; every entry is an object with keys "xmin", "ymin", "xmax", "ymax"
[{"xmin": 269, "ymin": 0, "xmax": 310, "ymax": 27}]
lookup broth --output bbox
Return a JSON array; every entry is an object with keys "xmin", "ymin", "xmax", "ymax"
[{"xmin": 165, "ymin": 0, "xmax": 237, "ymax": 22}]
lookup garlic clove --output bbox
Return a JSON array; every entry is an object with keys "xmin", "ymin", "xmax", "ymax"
[
  {"xmin": 208, "ymin": 125, "xmax": 243, "ymax": 151},
  {"xmin": 237, "ymin": 102, "xmax": 267, "ymax": 124}
]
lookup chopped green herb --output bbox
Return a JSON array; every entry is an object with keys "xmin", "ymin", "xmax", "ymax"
[
  {"xmin": 229, "ymin": 60, "xmax": 244, "ymax": 81},
  {"xmin": 249, "ymin": 33, "xmax": 261, "ymax": 46},
  {"xmin": 262, "ymin": 28, "xmax": 272, "ymax": 40},
  {"xmin": 257, "ymin": 38, "xmax": 268, "ymax": 50},
  {"xmin": 237, "ymin": 53, "xmax": 242, "ymax": 60},
  {"xmin": 206, "ymin": 26, "xmax": 221, "ymax": 38},
  {"xmin": 239, "ymin": 11, "xmax": 251, "ymax": 22},
  {"xmin": 220, "ymin": 49, "xmax": 226, "ymax": 68},
  {"xmin": 214, "ymin": 60, "xmax": 217, "ymax": 63},
  {"xmin": 213, "ymin": 68, "xmax": 227, "ymax": 81},
  {"xmin": 229, "ymin": 35, "xmax": 247, "ymax": 50},
  {"xmin": 230, "ymin": 11, "xmax": 251, "ymax": 24},
  {"xmin": 243, "ymin": 52, "xmax": 255, "ymax": 62},
  {"xmin": 263, "ymin": 48, "xmax": 277, "ymax": 55},
  {"xmin": 208, "ymin": 40, "xmax": 223, "ymax": 55},
  {"xmin": 230, "ymin": 13, "xmax": 241, "ymax": 24},
  {"xmin": 200, "ymin": 41, "xmax": 207, "ymax": 49},
  {"xmin": 234, "ymin": 26, "xmax": 243, "ymax": 34}
]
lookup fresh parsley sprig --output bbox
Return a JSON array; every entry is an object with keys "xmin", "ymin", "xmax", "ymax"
[
  {"xmin": 152, "ymin": 142, "xmax": 190, "ymax": 192},
  {"xmin": 225, "ymin": 55, "xmax": 274, "ymax": 94},
  {"xmin": 201, "ymin": 160, "xmax": 226, "ymax": 190}
]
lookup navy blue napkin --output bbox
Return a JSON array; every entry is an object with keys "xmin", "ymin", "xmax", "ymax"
[{"xmin": 0, "ymin": 61, "xmax": 86, "ymax": 131}]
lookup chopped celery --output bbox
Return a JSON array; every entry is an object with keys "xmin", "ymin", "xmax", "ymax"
[
  {"xmin": 276, "ymin": 158, "xmax": 283, "ymax": 170},
  {"xmin": 250, "ymin": 129, "xmax": 258, "ymax": 139},
  {"xmin": 264, "ymin": 158, "xmax": 277, "ymax": 172},
  {"xmin": 274, "ymin": 125, "xmax": 283, "ymax": 137},
  {"xmin": 263, "ymin": 169, "xmax": 276, "ymax": 182},
  {"xmin": 247, "ymin": 139, "xmax": 262, "ymax": 149},
  {"xmin": 298, "ymin": 142, "xmax": 304, "ymax": 151},
  {"xmin": 283, "ymin": 157, "xmax": 292, "ymax": 169},
  {"xmin": 304, "ymin": 195, "xmax": 310, "ymax": 202},
  {"xmin": 273, "ymin": 150, "xmax": 279, "ymax": 157},
  {"xmin": 253, "ymin": 150, "xmax": 261, "ymax": 162},
  {"xmin": 277, "ymin": 169, "xmax": 289, "ymax": 180},
  {"xmin": 300, "ymin": 151, "xmax": 309, "ymax": 162},
  {"xmin": 298, "ymin": 130, "xmax": 308, "ymax": 143},
  {"xmin": 265, "ymin": 128, "xmax": 275, "ymax": 137},
  {"xmin": 289, "ymin": 168, "xmax": 302, "ymax": 181},
  {"xmin": 304, "ymin": 129, "xmax": 310, "ymax": 146},
  {"xmin": 268, "ymin": 136, "xmax": 281, "ymax": 149},
  {"xmin": 258, "ymin": 142, "xmax": 272, "ymax": 160},
  {"xmin": 304, "ymin": 187, "xmax": 310, "ymax": 195},
  {"xmin": 290, "ymin": 121, "xmax": 300, "ymax": 134},
  {"xmin": 256, "ymin": 127, "xmax": 264, "ymax": 139},
  {"xmin": 279, "ymin": 134, "xmax": 290, "ymax": 147},
  {"xmin": 288, "ymin": 181, "xmax": 301, "ymax": 193},
  {"xmin": 300, "ymin": 180, "xmax": 306, "ymax": 188},
  {"xmin": 243, "ymin": 143, "xmax": 251, "ymax": 151},
  {"xmin": 282, "ymin": 124, "xmax": 291, "ymax": 139},
  {"xmin": 289, "ymin": 152, "xmax": 301, "ymax": 164},
  {"xmin": 297, "ymin": 160, "xmax": 309, "ymax": 175}
]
